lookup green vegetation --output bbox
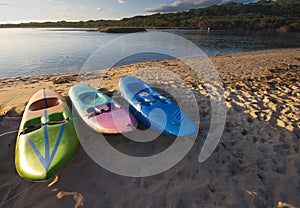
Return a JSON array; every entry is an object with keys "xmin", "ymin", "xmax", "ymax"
[
  {"xmin": 98, "ymin": 27, "xmax": 146, "ymax": 33},
  {"xmin": 0, "ymin": 0, "xmax": 299, "ymax": 31}
]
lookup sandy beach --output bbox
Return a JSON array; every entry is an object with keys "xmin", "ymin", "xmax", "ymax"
[{"xmin": 0, "ymin": 48, "xmax": 299, "ymax": 207}]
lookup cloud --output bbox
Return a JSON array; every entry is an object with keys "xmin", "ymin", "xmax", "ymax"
[
  {"xmin": 0, "ymin": 3, "xmax": 9, "ymax": 6},
  {"xmin": 96, "ymin": 7, "xmax": 103, "ymax": 12},
  {"xmin": 118, "ymin": 0, "xmax": 126, "ymax": 3},
  {"xmin": 144, "ymin": 0, "xmax": 256, "ymax": 13},
  {"xmin": 48, "ymin": 0, "xmax": 65, "ymax": 2}
]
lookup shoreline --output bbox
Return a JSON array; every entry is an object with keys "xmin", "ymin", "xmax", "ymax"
[
  {"xmin": 0, "ymin": 48, "xmax": 300, "ymax": 116},
  {"xmin": 0, "ymin": 48, "xmax": 299, "ymax": 207},
  {"xmin": 1, "ymin": 47, "xmax": 299, "ymax": 80},
  {"xmin": 1, "ymin": 48, "xmax": 299, "ymax": 129}
]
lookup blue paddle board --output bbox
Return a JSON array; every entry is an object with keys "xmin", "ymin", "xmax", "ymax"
[{"xmin": 119, "ymin": 76, "xmax": 198, "ymax": 136}]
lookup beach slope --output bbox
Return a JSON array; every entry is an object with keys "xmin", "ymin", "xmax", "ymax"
[{"xmin": 0, "ymin": 48, "xmax": 299, "ymax": 207}]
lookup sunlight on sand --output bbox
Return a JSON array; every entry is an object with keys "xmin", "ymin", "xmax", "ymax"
[
  {"xmin": 0, "ymin": 48, "xmax": 299, "ymax": 207},
  {"xmin": 224, "ymin": 64, "xmax": 299, "ymax": 132},
  {"xmin": 56, "ymin": 191, "xmax": 85, "ymax": 208}
]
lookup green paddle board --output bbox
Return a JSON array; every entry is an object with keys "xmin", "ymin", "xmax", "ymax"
[{"xmin": 15, "ymin": 89, "xmax": 79, "ymax": 181}]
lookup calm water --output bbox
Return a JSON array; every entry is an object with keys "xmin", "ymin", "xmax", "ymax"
[{"xmin": 0, "ymin": 28, "xmax": 299, "ymax": 78}]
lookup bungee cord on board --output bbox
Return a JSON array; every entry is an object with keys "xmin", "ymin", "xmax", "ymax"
[
  {"xmin": 0, "ymin": 130, "xmax": 19, "ymax": 137},
  {"xmin": 0, "ymin": 118, "xmax": 71, "ymax": 137}
]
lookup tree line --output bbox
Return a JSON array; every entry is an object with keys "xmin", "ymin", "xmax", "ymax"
[{"xmin": 0, "ymin": 0, "xmax": 299, "ymax": 31}]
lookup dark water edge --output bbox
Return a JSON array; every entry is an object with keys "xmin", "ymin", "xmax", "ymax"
[
  {"xmin": 164, "ymin": 29, "xmax": 300, "ymax": 55},
  {"xmin": 93, "ymin": 29, "xmax": 300, "ymax": 70}
]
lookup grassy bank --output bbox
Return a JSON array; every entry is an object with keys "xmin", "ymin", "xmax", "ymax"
[{"xmin": 97, "ymin": 27, "xmax": 147, "ymax": 33}]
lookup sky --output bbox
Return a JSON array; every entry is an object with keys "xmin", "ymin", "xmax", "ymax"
[{"xmin": 0, "ymin": 0, "xmax": 258, "ymax": 24}]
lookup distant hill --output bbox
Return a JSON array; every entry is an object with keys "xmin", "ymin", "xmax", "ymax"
[{"xmin": 0, "ymin": 0, "xmax": 299, "ymax": 31}]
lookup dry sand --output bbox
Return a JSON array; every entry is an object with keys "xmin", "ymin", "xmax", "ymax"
[{"xmin": 0, "ymin": 48, "xmax": 299, "ymax": 207}]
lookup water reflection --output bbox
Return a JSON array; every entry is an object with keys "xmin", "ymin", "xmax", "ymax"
[{"xmin": 0, "ymin": 28, "xmax": 299, "ymax": 78}]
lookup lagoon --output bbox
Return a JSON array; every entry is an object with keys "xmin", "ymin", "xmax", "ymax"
[{"xmin": 0, "ymin": 28, "xmax": 299, "ymax": 78}]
